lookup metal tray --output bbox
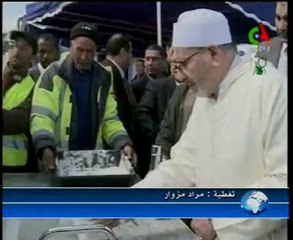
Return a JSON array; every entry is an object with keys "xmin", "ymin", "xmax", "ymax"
[{"xmin": 55, "ymin": 150, "xmax": 137, "ymax": 187}]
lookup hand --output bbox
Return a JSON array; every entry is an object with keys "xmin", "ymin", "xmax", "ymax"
[
  {"xmin": 39, "ymin": 148, "xmax": 56, "ymax": 173},
  {"xmin": 190, "ymin": 219, "xmax": 217, "ymax": 240},
  {"xmin": 121, "ymin": 145, "xmax": 134, "ymax": 160}
]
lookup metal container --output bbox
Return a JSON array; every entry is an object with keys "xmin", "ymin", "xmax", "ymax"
[
  {"xmin": 55, "ymin": 150, "xmax": 137, "ymax": 187},
  {"xmin": 39, "ymin": 224, "xmax": 118, "ymax": 240},
  {"xmin": 149, "ymin": 145, "xmax": 163, "ymax": 171}
]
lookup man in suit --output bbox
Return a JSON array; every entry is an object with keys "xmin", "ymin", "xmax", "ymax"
[
  {"xmin": 256, "ymin": 2, "xmax": 287, "ymax": 79},
  {"xmin": 134, "ymin": 61, "xmax": 185, "ymax": 177},
  {"xmin": 131, "ymin": 44, "xmax": 168, "ymax": 102},
  {"xmin": 155, "ymin": 82, "xmax": 197, "ymax": 160},
  {"xmin": 29, "ymin": 33, "xmax": 59, "ymax": 81},
  {"xmin": 102, "ymin": 33, "xmax": 137, "ymax": 139}
]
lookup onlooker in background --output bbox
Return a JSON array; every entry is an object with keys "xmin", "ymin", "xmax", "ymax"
[
  {"xmin": 102, "ymin": 33, "xmax": 137, "ymax": 139},
  {"xmin": 133, "ymin": 57, "xmax": 184, "ymax": 178},
  {"xmin": 131, "ymin": 59, "xmax": 145, "ymax": 82},
  {"xmin": 131, "ymin": 44, "xmax": 167, "ymax": 102},
  {"xmin": 155, "ymin": 72, "xmax": 197, "ymax": 160},
  {"xmin": 29, "ymin": 33, "xmax": 59, "ymax": 80},
  {"xmin": 256, "ymin": 2, "xmax": 287, "ymax": 79},
  {"xmin": 30, "ymin": 22, "xmax": 134, "ymax": 173},
  {"xmin": 3, "ymin": 30, "xmax": 38, "ymax": 172}
]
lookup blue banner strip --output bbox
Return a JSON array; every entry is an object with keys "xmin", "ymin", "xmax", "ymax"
[
  {"xmin": 3, "ymin": 203, "xmax": 289, "ymax": 218},
  {"xmin": 3, "ymin": 188, "xmax": 289, "ymax": 203}
]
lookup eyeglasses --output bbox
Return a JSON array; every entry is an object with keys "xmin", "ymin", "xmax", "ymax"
[{"xmin": 171, "ymin": 49, "xmax": 204, "ymax": 69}]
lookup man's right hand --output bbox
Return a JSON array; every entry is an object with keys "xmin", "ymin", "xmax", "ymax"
[{"xmin": 39, "ymin": 148, "xmax": 56, "ymax": 173}]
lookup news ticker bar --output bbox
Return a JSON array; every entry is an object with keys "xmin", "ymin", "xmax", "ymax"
[
  {"xmin": 3, "ymin": 188, "xmax": 289, "ymax": 203},
  {"xmin": 2, "ymin": 188, "xmax": 289, "ymax": 218},
  {"xmin": 3, "ymin": 203, "xmax": 289, "ymax": 218}
]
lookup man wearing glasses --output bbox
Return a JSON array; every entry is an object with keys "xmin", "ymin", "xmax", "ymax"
[
  {"xmin": 3, "ymin": 31, "xmax": 38, "ymax": 172},
  {"xmin": 134, "ymin": 8, "xmax": 287, "ymax": 240}
]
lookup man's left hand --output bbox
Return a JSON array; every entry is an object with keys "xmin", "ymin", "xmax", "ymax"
[
  {"xmin": 121, "ymin": 145, "xmax": 134, "ymax": 160},
  {"xmin": 190, "ymin": 219, "xmax": 217, "ymax": 240}
]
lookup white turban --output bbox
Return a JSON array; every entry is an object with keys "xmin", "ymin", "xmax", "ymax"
[{"xmin": 172, "ymin": 8, "xmax": 232, "ymax": 48}]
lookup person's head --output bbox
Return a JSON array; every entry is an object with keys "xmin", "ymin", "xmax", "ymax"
[
  {"xmin": 275, "ymin": 2, "xmax": 287, "ymax": 39},
  {"xmin": 97, "ymin": 48, "xmax": 107, "ymax": 62},
  {"xmin": 7, "ymin": 30, "xmax": 37, "ymax": 71},
  {"xmin": 135, "ymin": 59, "xmax": 145, "ymax": 76},
  {"xmin": 37, "ymin": 33, "xmax": 59, "ymax": 68},
  {"xmin": 106, "ymin": 33, "xmax": 133, "ymax": 70},
  {"xmin": 144, "ymin": 44, "xmax": 167, "ymax": 78},
  {"xmin": 69, "ymin": 22, "xmax": 99, "ymax": 71},
  {"xmin": 170, "ymin": 9, "xmax": 236, "ymax": 97}
]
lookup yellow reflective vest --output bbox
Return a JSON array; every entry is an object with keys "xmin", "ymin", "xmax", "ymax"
[
  {"xmin": 3, "ymin": 76, "xmax": 35, "ymax": 166},
  {"xmin": 30, "ymin": 56, "xmax": 131, "ymax": 153}
]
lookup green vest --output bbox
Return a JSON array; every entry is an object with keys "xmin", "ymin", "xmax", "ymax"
[{"xmin": 3, "ymin": 76, "xmax": 35, "ymax": 166}]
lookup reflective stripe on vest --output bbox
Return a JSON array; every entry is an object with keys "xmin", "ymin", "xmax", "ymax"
[
  {"xmin": 55, "ymin": 80, "xmax": 66, "ymax": 149},
  {"xmin": 31, "ymin": 105, "xmax": 58, "ymax": 122},
  {"xmin": 57, "ymin": 82, "xmax": 71, "ymax": 150},
  {"xmin": 2, "ymin": 135, "xmax": 28, "ymax": 166},
  {"xmin": 3, "ymin": 137, "xmax": 27, "ymax": 150},
  {"xmin": 103, "ymin": 115, "xmax": 120, "ymax": 122},
  {"xmin": 3, "ymin": 76, "xmax": 34, "ymax": 166}
]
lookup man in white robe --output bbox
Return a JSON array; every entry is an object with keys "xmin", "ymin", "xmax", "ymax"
[{"xmin": 133, "ymin": 8, "xmax": 287, "ymax": 240}]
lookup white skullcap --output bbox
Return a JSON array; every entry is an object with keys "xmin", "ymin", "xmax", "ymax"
[{"xmin": 172, "ymin": 8, "xmax": 232, "ymax": 47}]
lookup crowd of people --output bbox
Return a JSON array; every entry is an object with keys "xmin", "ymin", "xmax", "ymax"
[{"xmin": 2, "ymin": 2, "xmax": 287, "ymax": 239}]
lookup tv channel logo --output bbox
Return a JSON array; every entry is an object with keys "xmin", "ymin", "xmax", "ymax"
[{"xmin": 248, "ymin": 24, "xmax": 271, "ymax": 52}]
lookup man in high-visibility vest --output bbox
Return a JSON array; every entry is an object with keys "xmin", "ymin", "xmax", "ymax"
[
  {"xmin": 3, "ymin": 30, "xmax": 38, "ymax": 172},
  {"xmin": 30, "ymin": 22, "xmax": 134, "ymax": 172}
]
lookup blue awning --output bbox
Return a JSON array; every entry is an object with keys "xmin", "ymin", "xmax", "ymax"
[
  {"xmin": 23, "ymin": 2, "xmax": 276, "ymax": 57},
  {"xmin": 226, "ymin": 2, "xmax": 276, "ymax": 30}
]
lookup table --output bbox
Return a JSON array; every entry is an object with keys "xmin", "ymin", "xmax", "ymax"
[{"xmin": 3, "ymin": 173, "xmax": 141, "ymax": 187}]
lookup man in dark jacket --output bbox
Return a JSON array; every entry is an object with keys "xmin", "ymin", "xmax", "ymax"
[
  {"xmin": 155, "ymin": 46, "xmax": 198, "ymax": 160},
  {"xmin": 155, "ymin": 81, "xmax": 197, "ymax": 229},
  {"xmin": 102, "ymin": 33, "xmax": 137, "ymax": 139},
  {"xmin": 131, "ymin": 44, "xmax": 167, "ymax": 102},
  {"xmin": 3, "ymin": 30, "xmax": 38, "ymax": 172},
  {"xmin": 134, "ymin": 62, "xmax": 185, "ymax": 177},
  {"xmin": 156, "ymin": 83, "xmax": 197, "ymax": 159}
]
